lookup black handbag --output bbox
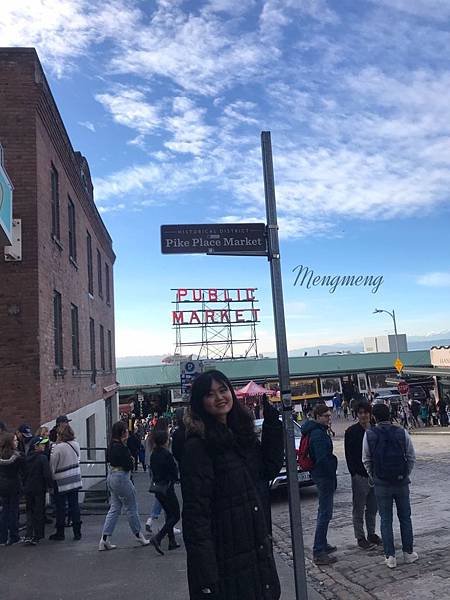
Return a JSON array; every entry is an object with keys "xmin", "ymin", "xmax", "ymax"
[{"xmin": 149, "ymin": 480, "xmax": 170, "ymax": 496}]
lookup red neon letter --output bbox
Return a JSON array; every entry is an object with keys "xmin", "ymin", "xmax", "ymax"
[
  {"xmin": 172, "ymin": 311, "xmax": 184, "ymax": 325},
  {"xmin": 177, "ymin": 288, "xmax": 188, "ymax": 302},
  {"xmin": 205, "ymin": 310, "xmax": 215, "ymax": 323},
  {"xmin": 189, "ymin": 311, "xmax": 201, "ymax": 324},
  {"xmin": 235, "ymin": 310, "xmax": 245, "ymax": 323},
  {"xmin": 193, "ymin": 289, "xmax": 203, "ymax": 302},
  {"xmin": 220, "ymin": 310, "xmax": 230, "ymax": 322},
  {"xmin": 208, "ymin": 288, "xmax": 218, "ymax": 302},
  {"xmin": 252, "ymin": 309, "xmax": 260, "ymax": 321},
  {"xmin": 246, "ymin": 288, "xmax": 256, "ymax": 301}
]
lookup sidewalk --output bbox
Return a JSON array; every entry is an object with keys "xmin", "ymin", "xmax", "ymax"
[{"xmin": 0, "ymin": 469, "xmax": 320, "ymax": 600}]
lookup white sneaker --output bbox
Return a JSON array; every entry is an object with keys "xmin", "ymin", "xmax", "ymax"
[
  {"xmin": 99, "ymin": 537, "xmax": 117, "ymax": 551},
  {"xmin": 385, "ymin": 556, "xmax": 397, "ymax": 569},
  {"xmin": 404, "ymin": 551, "xmax": 419, "ymax": 564},
  {"xmin": 136, "ymin": 532, "xmax": 150, "ymax": 546},
  {"xmin": 145, "ymin": 517, "xmax": 157, "ymax": 532}
]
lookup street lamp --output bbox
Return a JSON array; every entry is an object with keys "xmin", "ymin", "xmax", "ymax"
[{"xmin": 373, "ymin": 308, "xmax": 400, "ymax": 360}]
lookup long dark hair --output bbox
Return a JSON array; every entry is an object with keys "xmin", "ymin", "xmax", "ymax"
[
  {"xmin": 0, "ymin": 432, "xmax": 16, "ymax": 459},
  {"xmin": 110, "ymin": 421, "xmax": 128, "ymax": 444},
  {"xmin": 190, "ymin": 370, "xmax": 256, "ymax": 447}
]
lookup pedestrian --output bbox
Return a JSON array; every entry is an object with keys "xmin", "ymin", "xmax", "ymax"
[
  {"xmin": 148, "ymin": 429, "xmax": 181, "ymax": 554},
  {"xmin": 181, "ymin": 370, "xmax": 283, "ymax": 600},
  {"xmin": 300, "ymin": 404, "xmax": 338, "ymax": 565},
  {"xmin": 342, "ymin": 398, "xmax": 349, "ymax": 419},
  {"xmin": 16, "ymin": 424, "xmax": 34, "ymax": 455},
  {"xmin": 99, "ymin": 421, "xmax": 149, "ymax": 550},
  {"xmin": 333, "ymin": 392, "xmax": 342, "ymax": 418},
  {"xmin": 419, "ymin": 401, "xmax": 429, "ymax": 427},
  {"xmin": 49, "ymin": 423, "xmax": 82, "ymax": 542},
  {"xmin": 171, "ymin": 408, "xmax": 186, "ymax": 466},
  {"xmin": 362, "ymin": 403, "xmax": 418, "ymax": 569},
  {"xmin": 127, "ymin": 429, "xmax": 141, "ymax": 472},
  {"xmin": 350, "ymin": 397, "xmax": 358, "ymax": 420},
  {"xmin": 0, "ymin": 432, "xmax": 25, "ymax": 546},
  {"xmin": 344, "ymin": 401, "xmax": 381, "ymax": 550},
  {"xmin": 23, "ymin": 436, "xmax": 53, "ymax": 545},
  {"xmin": 438, "ymin": 396, "xmax": 449, "ymax": 427},
  {"xmin": 410, "ymin": 399, "xmax": 420, "ymax": 428}
]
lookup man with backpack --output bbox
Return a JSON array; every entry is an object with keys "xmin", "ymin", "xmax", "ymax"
[
  {"xmin": 300, "ymin": 404, "xmax": 338, "ymax": 565},
  {"xmin": 363, "ymin": 403, "xmax": 418, "ymax": 569}
]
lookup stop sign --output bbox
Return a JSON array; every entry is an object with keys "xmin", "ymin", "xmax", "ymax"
[{"xmin": 398, "ymin": 381, "xmax": 409, "ymax": 395}]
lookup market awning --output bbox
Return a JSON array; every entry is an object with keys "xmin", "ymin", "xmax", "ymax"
[
  {"xmin": 403, "ymin": 367, "xmax": 450, "ymax": 377},
  {"xmin": 235, "ymin": 380, "xmax": 277, "ymax": 398}
]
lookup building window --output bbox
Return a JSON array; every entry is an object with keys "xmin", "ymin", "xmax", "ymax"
[
  {"xmin": 89, "ymin": 317, "xmax": 96, "ymax": 383},
  {"xmin": 71, "ymin": 304, "xmax": 80, "ymax": 370},
  {"xmin": 100, "ymin": 324, "xmax": 105, "ymax": 371},
  {"xmin": 105, "ymin": 262, "xmax": 110, "ymax": 305},
  {"xmin": 68, "ymin": 198, "xmax": 77, "ymax": 261},
  {"xmin": 87, "ymin": 231, "xmax": 93, "ymax": 295},
  {"xmin": 107, "ymin": 329, "xmax": 113, "ymax": 372},
  {"xmin": 97, "ymin": 249, "xmax": 103, "ymax": 298},
  {"xmin": 51, "ymin": 165, "xmax": 60, "ymax": 239},
  {"xmin": 53, "ymin": 290, "xmax": 63, "ymax": 368},
  {"xmin": 86, "ymin": 414, "xmax": 96, "ymax": 460}
]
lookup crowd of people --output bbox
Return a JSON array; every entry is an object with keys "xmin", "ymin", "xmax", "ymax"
[
  {"xmin": 2, "ymin": 374, "xmax": 441, "ymax": 598},
  {"xmin": 300, "ymin": 400, "xmax": 419, "ymax": 570},
  {"xmin": 0, "ymin": 415, "xmax": 82, "ymax": 546}
]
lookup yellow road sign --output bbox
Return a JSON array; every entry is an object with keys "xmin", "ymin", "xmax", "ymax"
[{"xmin": 394, "ymin": 358, "xmax": 404, "ymax": 373}]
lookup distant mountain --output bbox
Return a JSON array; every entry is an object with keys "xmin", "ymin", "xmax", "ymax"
[{"xmin": 116, "ymin": 355, "xmax": 166, "ymax": 367}]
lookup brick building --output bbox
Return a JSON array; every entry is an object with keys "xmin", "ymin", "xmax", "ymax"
[{"xmin": 0, "ymin": 48, "xmax": 118, "ymax": 459}]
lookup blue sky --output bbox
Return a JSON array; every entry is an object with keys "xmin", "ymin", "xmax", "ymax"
[{"xmin": 3, "ymin": 0, "xmax": 450, "ymax": 357}]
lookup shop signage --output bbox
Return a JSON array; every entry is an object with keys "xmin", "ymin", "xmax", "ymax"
[
  {"xmin": 161, "ymin": 223, "xmax": 267, "ymax": 254},
  {"xmin": 0, "ymin": 145, "xmax": 13, "ymax": 246},
  {"xmin": 430, "ymin": 346, "xmax": 450, "ymax": 368},
  {"xmin": 180, "ymin": 360, "xmax": 203, "ymax": 397}
]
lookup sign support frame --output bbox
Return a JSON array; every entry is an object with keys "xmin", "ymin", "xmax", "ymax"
[{"xmin": 261, "ymin": 131, "xmax": 308, "ymax": 600}]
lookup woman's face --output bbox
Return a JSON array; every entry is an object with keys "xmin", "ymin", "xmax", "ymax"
[
  {"xmin": 203, "ymin": 379, "xmax": 234, "ymax": 423},
  {"xmin": 13, "ymin": 436, "xmax": 18, "ymax": 449}
]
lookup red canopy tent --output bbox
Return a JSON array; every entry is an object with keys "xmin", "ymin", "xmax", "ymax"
[{"xmin": 234, "ymin": 381, "xmax": 276, "ymax": 398}]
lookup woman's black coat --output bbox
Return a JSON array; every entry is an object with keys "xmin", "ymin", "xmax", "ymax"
[{"xmin": 181, "ymin": 411, "xmax": 284, "ymax": 600}]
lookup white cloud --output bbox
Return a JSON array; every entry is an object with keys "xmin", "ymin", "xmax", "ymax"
[
  {"xmin": 373, "ymin": 0, "xmax": 450, "ymax": 20},
  {"xmin": 95, "ymin": 87, "xmax": 160, "ymax": 134},
  {"xmin": 78, "ymin": 120, "xmax": 96, "ymax": 132},
  {"xmin": 165, "ymin": 97, "xmax": 215, "ymax": 156},
  {"xmin": 417, "ymin": 272, "xmax": 450, "ymax": 287}
]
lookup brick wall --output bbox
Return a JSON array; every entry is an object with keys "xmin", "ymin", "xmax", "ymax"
[
  {"xmin": 0, "ymin": 49, "xmax": 116, "ymax": 431},
  {"xmin": 0, "ymin": 50, "xmax": 41, "ymax": 429}
]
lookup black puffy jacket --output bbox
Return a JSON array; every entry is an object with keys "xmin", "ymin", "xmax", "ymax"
[
  {"xmin": 0, "ymin": 452, "xmax": 25, "ymax": 496},
  {"xmin": 23, "ymin": 451, "xmax": 53, "ymax": 495},
  {"xmin": 181, "ymin": 410, "xmax": 283, "ymax": 600}
]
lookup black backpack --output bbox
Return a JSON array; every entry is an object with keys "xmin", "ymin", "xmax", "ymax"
[{"xmin": 368, "ymin": 426, "xmax": 408, "ymax": 482}]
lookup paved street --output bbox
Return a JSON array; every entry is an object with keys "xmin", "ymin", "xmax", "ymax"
[
  {"xmin": 0, "ymin": 468, "xmax": 312, "ymax": 600},
  {"xmin": 271, "ymin": 418, "xmax": 450, "ymax": 600}
]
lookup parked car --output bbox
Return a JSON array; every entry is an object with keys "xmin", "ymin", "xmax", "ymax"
[{"xmin": 254, "ymin": 418, "xmax": 314, "ymax": 490}]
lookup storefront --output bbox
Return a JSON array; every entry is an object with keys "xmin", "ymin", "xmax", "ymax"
[{"xmin": 403, "ymin": 346, "xmax": 450, "ymax": 403}]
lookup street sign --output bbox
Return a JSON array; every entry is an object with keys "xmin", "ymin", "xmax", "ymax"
[
  {"xmin": 398, "ymin": 381, "xmax": 409, "ymax": 395},
  {"xmin": 394, "ymin": 358, "xmax": 404, "ymax": 373},
  {"xmin": 0, "ymin": 145, "xmax": 13, "ymax": 246},
  {"xmin": 180, "ymin": 360, "xmax": 203, "ymax": 398},
  {"xmin": 161, "ymin": 223, "xmax": 267, "ymax": 255}
]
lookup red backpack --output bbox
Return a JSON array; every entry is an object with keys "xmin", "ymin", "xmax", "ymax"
[{"xmin": 297, "ymin": 434, "xmax": 315, "ymax": 471}]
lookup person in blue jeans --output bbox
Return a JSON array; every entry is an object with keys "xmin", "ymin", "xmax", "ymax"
[
  {"xmin": 363, "ymin": 403, "xmax": 418, "ymax": 569},
  {"xmin": 99, "ymin": 421, "xmax": 149, "ymax": 551},
  {"xmin": 301, "ymin": 404, "xmax": 338, "ymax": 565}
]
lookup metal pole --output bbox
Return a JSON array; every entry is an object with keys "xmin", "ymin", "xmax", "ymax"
[
  {"xmin": 261, "ymin": 131, "xmax": 308, "ymax": 600},
  {"xmin": 392, "ymin": 309, "xmax": 400, "ymax": 361}
]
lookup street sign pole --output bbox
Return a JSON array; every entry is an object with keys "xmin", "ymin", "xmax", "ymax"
[{"xmin": 261, "ymin": 131, "xmax": 308, "ymax": 600}]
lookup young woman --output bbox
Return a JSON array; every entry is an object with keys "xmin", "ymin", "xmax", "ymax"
[
  {"xmin": 181, "ymin": 370, "xmax": 284, "ymax": 600},
  {"xmin": 49, "ymin": 424, "xmax": 82, "ymax": 541},
  {"xmin": 148, "ymin": 429, "xmax": 181, "ymax": 555},
  {"xmin": 0, "ymin": 433, "xmax": 25, "ymax": 545},
  {"xmin": 99, "ymin": 421, "xmax": 149, "ymax": 551}
]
